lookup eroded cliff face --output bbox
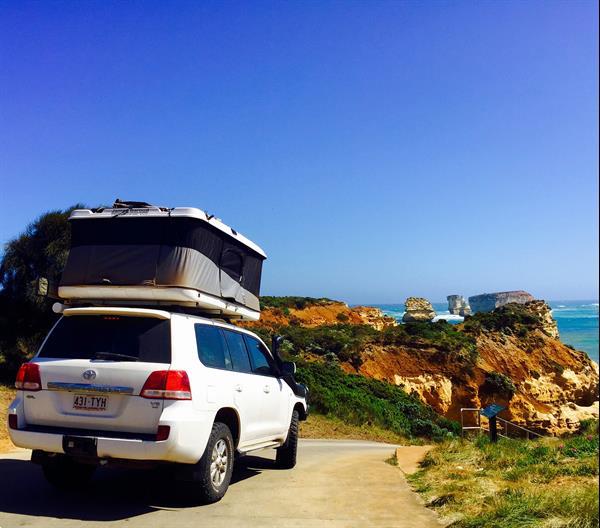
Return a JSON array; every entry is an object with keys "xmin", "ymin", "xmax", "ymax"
[{"xmin": 354, "ymin": 323, "xmax": 598, "ymax": 435}]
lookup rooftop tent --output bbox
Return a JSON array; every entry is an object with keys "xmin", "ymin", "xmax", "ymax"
[{"xmin": 58, "ymin": 203, "xmax": 267, "ymax": 321}]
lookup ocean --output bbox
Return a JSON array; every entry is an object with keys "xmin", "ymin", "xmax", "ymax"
[{"xmin": 371, "ymin": 300, "xmax": 599, "ymax": 363}]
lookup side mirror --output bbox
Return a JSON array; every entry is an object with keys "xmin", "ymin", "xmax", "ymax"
[
  {"xmin": 271, "ymin": 335, "xmax": 284, "ymax": 357},
  {"xmin": 281, "ymin": 361, "xmax": 296, "ymax": 376}
]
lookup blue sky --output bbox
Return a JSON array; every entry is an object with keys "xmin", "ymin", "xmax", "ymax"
[{"xmin": 1, "ymin": 1, "xmax": 598, "ymax": 304}]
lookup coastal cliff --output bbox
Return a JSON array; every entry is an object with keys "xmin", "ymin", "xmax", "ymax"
[
  {"xmin": 469, "ymin": 290, "xmax": 534, "ymax": 313},
  {"xmin": 246, "ymin": 298, "xmax": 598, "ymax": 435}
]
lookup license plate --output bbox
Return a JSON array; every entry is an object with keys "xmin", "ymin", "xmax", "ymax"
[{"xmin": 73, "ymin": 394, "xmax": 108, "ymax": 411}]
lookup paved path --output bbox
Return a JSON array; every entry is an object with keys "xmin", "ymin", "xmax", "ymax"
[{"xmin": 0, "ymin": 440, "xmax": 441, "ymax": 527}]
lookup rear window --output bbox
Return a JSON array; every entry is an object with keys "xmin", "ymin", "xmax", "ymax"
[
  {"xmin": 195, "ymin": 324, "xmax": 232, "ymax": 370},
  {"xmin": 38, "ymin": 316, "xmax": 171, "ymax": 363}
]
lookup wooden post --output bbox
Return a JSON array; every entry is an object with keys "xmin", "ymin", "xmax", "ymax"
[{"xmin": 489, "ymin": 416, "xmax": 498, "ymax": 443}]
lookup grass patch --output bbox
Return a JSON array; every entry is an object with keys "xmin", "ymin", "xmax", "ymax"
[
  {"xmin": 259, "ymin": 296, "xmax": 335, "ymax": 310},
  {"xmin": 300, "ymin": 413, "xmax": 408, "ymax": 444},
  {"xmin": 296, "ymin": 361, "xmax": 459, "ymax": 441},
  {"xmin": 408, "ymin": 420, "xmax": 599, "ymax": 527}
]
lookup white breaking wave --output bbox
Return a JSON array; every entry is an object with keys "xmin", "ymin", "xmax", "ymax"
[{"xmin": 433, "ymin": 314, "xmax": 464, "ymax": 322}]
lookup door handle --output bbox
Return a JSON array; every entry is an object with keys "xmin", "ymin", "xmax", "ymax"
[
  {"xmin": 263, "ymin": 385, "xmax": 270, "ymax": 393},
  {"xmin": 234, "ymin": 385, "xmax": 243, "ymax": 393}
]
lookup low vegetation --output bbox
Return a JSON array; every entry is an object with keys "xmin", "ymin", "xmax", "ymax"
[
  {"xmin": 463, "ymin": 303, "xmax": 541, "ymax": 337},
  {"xmin": 259, "ymin": 296, "xmax": 334, "ymax": 311},
  {"xmin": 296, "ymin": 361, "xmax": 459, "ymax": 441},
  {"xmin": 299, "ymin": 413, "xmax": 407, "ymax": 444},
  {"xmin": 378, "ymin": 320, "xmax": 478, "ymax": 368},
  {"xmin": 409, "ymin": 420, "xmax": 599, "ymax": 527},
  {"xmin": 480, "ymin": 372, "xmax": 517, "ymax": 399},
  {"xmin": 255, "ymin": 318, "xmax": 478, "ymax": 370}
]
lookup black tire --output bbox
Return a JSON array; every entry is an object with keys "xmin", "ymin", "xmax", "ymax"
[
  {"xmin": 42, "ymin": 456, "xmax": 95, "ymax": 490},
  {"xmin": 194, "ymin": 422, "xmax": 234, "ymax": 504},
  {"xmin": 276, "ymin": 410, "xmax": 299, "ymax": 469}
]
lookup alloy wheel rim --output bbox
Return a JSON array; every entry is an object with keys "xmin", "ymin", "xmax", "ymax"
[{"xmin": 210, "ymin": 438, "xmax": 229, "ymax": 488}]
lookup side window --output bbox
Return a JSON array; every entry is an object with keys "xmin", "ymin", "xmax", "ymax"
[
  {"xmin": 221, "ymin": 250, "xmax": 244, "ymax": 283},
  {"xmin": 194, "ymin": 324, "xmax": 231, "ymax": 370},
  {"xmin": 223, "ymin": 330, "xmax": 252, "ymax": 373},
  {"xmin": 243, "ymin": 335, "xmax": 276, "ymax": 376}
]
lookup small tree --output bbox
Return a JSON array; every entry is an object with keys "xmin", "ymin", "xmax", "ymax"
[{"xmin": 0, "ymin": 205, "xmax": 83, "ymax": 380}]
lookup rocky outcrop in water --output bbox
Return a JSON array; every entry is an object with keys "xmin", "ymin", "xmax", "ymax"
[
  {"xmin": 402, "ymin": 297, "xmax": 436, "ymax": 322},
  {"xmin": 469, "ymin": 290, "xmax": 534, "ymax": 313},
  {"xmin": 447, "ymin": 295, "xmax": 471, "ymax": 316}
]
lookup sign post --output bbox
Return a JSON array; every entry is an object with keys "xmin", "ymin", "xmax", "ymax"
[{"xmin": 480, "ymin": 404, "xmax": 506, "ymax": 443}]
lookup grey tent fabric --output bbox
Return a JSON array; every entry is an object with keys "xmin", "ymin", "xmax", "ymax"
[{"xmin": 60, "ymin": 214, "xmax": 265, "ymax": 312}]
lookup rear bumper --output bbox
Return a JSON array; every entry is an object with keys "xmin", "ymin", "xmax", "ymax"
[
  {"xmin": 9, "ymin": 426, "xmax": 201, "ymax": 464},
  {"xmin": 8, "ymin": 398, "xmax": 213, "ymax": 464}
]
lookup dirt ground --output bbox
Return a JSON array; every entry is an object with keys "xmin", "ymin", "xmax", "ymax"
[
  {"xmin": 0, "ymin": 385, "xmax": 16, "ymax": 452},
  {"xmin": 300, "ymin": 413, "xmax": 410, "ymax": 444}
]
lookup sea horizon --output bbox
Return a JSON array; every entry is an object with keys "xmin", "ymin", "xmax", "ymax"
[{"xmin": 368, "ymin": 299, "xmax": 599, "ymax": 363}]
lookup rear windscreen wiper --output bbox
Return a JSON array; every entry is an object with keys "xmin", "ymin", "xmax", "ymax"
[{"xmin": 92, "ymin": 351, "xmax": 139, "ymax": 362}]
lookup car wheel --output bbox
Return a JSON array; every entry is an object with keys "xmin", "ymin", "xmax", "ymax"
[
  {"xmin": 276, "ymin": 410, "xmax": 299, "ymax": 469},
  {"xmin": 194, "ymin": 422, "xmax": 234, "ymax": 504},
  {"xmin": 42, "ymin": 456, "xmax": 95, "ymax": 490}
]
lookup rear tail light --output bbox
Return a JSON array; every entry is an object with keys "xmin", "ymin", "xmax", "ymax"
[
  {"xmin": 156, "ymin": 425, "xmax": 171, "ymax": 441},
  {"xmin": 8, "ymin": 414, "xmax": 18, "ymax": 430},
  {"xmin": 15, "ymin": 363, "xmax": 42, "ymax": 391},
  {"xmin": 140, "ymin": 370, "xmax": 192, "ymax": 400}
]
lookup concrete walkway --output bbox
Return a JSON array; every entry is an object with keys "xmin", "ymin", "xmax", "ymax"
[{"xmin": 0, "ymin": 440, "xmax": 441, "ymax": 527}]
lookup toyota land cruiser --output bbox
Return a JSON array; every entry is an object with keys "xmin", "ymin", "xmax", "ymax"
[{"xmin": 7, "ymin": 306, "xmax": 308, "ymax": 503}]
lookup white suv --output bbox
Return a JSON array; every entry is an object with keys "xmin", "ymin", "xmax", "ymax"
[{"xmin": 7, "ymin": 306, "xmax": 308, "ymax": 503}]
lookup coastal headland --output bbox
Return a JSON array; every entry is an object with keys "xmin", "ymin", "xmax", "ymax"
[{"xmin": 242, "ymin": 296, "xmax": 599, "ymax": 436}]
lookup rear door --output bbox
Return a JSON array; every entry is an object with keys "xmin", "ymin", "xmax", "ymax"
[
  {"xmin": 221, "ymin": 329, "xmax": 265, "ymax": 443},
  {"xmin": 24, "ymin": 314, "xmax": 171, "ymax": 434}
]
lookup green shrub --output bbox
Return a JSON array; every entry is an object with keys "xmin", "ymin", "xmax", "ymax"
[
  {"xmin": 378, "ymin": 321, "xmax": 478, "ymax": 368},
  {"xmin": 463, "ymin": 303, "xmax": 541, "ymax": 337},
  {"xmin": 295, "ymin": 360, "xmax": 459, "ymax": 440},
  {"xmin": 481, "ymin": 372, "xmax": 516, "ymax": 398},
  {"xmin": 259, "ymin": 296, "xmax": 334, "ymax": 310}
]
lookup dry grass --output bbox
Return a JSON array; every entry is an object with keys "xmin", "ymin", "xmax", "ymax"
[
  {"xmin": 300, "ymin": 412, "xmax": 409, "ymax": 444},
  {"xmin": 0, "ymin": 384, "xmax": 16, "ymax": 453},
  {"xmin": 409, "ymin": 422, "xmax": 599, "ymax": 528}
]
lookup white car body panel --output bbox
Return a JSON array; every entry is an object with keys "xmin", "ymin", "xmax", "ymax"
[{"xmin": 8, "ymin": 309, "xmax": 307, "ymax": 464}]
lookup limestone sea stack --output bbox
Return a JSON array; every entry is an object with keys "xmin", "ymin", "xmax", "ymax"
[
  {"xmin": 447, "ymin": 295, "xmax": 471, "ymax": 316},
  {"xmin": 402, "ymin": 297, "xmax": 436, "ymax": 322},
  {"xmin": 469, "ymin": 290, "xmax": 534, "ymax": 313}
]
